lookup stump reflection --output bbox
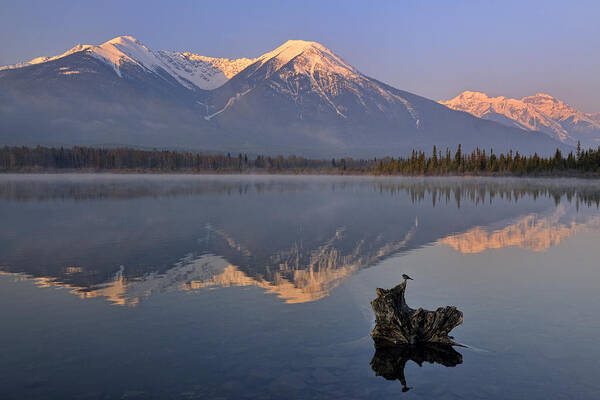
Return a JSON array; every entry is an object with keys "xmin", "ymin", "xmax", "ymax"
[{"xmin": 370, "ymin": 343, "xmax": 463, "ymax": 392}]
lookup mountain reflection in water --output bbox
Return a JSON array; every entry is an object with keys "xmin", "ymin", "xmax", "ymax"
[
  {"xmin": 1, "ymin": 175, "xmax": 599, "ymax": 306},
  {"xmin": 440, "ymin": 205, "xmax": 600, "ymax": 253}
]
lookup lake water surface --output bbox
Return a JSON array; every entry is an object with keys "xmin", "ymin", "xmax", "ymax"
[{"xmin": 1, "ymin": 174, "xmax": 599, "ymax": 399}]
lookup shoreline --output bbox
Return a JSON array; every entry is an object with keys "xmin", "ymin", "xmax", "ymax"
[{"xmin": 2, "ymin": 168, "xmax": 600, "ymax": 178}]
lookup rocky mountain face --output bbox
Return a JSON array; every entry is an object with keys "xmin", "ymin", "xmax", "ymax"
[
  {"xmin": 0, "ymin": 36, "xmax": 566, "ymax": 156},
  {"xmin": 441, "ymin": 91, "xmax": 600, "ymax": 148}
]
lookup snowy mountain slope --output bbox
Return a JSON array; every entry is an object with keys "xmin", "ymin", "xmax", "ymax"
[
  {"xmin": 0, "ymin": 36, "xmax": 568, "ymax": 156},
  {"xmin": 441, "ymin": 91, "xmax": 600, "ymax": 147},
  {"xmin": 155, "ymin": 51, "xmax": 256, "ymax": 90},
  {"xmin": 0, "ymin": 36, "xmax": 255, "ymax": 90}
]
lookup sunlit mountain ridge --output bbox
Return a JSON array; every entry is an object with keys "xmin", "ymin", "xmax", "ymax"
[
  {"xmin": 441, "ymin": 91, "xmax": 600, "ymax": 147},
  {"xmin": 440, "ymin": 206, "xmax": 600, "ymax": 253}
]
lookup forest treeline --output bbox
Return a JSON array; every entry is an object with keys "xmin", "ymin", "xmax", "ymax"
[{"xmin": 1, "ymin": 144, "xmax": 600, "ymax": 176}]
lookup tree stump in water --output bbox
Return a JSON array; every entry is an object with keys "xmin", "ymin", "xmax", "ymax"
[{"xmin": 370, "ymin": 280, "xmax": 463, "ymax": 348}]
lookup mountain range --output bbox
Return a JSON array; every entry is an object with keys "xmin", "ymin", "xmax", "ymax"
[
  {"xmin": 0, "ymin": 36, "xmax": 567, "ymax": 157},
  {"xmin": 441, "ymin": 91, "xmax": 600, "ymax": 148}
]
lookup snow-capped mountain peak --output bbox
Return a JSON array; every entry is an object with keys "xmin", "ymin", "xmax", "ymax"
[
  {"xmin": 440, "ymin": 91, "xmax": 600, "ymax": 146},
  {"xmin": 0, "ymin": 35, "xmax": 163, "ymax": 78},
  {"xmin": 521, "ymin": 93, "xmax": 582, "ymax": 122},
  {"xmin": 255, "ymin": 39, "xmax": 360, "ymax": 78},
  {"xmin": 259, "ymin": 40, "xmax": 333, "ymax": 63},
  {"xmin": 105, "ymin": 35, "xmax": 140, "ymax": 45},
  {"xmin": 0, "ymin": 43, "xmax": 93, "ymax": 71},
  {"xmin": 85, "ymin": 35, "xmax": 162, "ymax": 77}
]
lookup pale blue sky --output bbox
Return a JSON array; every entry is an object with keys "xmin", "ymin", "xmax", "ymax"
[{"xmin": 2, "ymin": 0, "xmax": 599, "ymax": 112}]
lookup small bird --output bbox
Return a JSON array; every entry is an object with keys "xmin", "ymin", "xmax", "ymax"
[{"xmin": 402, "ymin": 274, "xmax": 413, "ymax": 281}]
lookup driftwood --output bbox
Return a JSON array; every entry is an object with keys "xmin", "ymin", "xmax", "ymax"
[
  {"xmin": 370, "ymin": 279, "xmax": 463, "ymax": 348},
  {"xmin": 370, "ymin": 343, "xmax": 463, "ymax": 391}
]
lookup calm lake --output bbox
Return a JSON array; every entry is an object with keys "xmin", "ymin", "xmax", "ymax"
[{"xmin": 1, "ymin": 174, "xmax": 599, "ymax": 399}]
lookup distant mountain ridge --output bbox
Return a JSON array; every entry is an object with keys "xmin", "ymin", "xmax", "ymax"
[
  {"xmin": 441, "ymin": 91, "xmax": 600, "ymax": 148},
  {"xmin": 0, "ymin": 36, "xmax": 566, "ymax": 156}
]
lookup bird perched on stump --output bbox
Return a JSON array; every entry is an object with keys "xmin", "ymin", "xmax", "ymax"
[{"xmin": 402, "ymin": 274, "xmax": 413, "ymax": 281}]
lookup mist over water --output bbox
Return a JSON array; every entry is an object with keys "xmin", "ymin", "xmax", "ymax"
[{"xmin": 1, "ymin": 174, "xmax": 599, "ymax": 399}]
